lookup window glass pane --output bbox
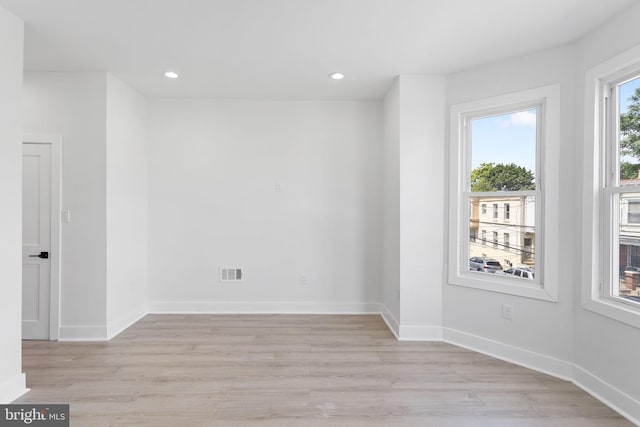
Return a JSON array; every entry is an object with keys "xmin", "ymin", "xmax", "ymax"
[
  {"xmin": 617, "ymin": 192, "xmax": 640, "ymax": 304},
  {"xmin": 619, "ymin": 77, "xmax": 640, "ymax": 183},
  {"xmin": 470, "ymin": 109, "xmax": 536, "ymax": 192},
  {"xmin": 469, "ymin": 196, "xmax": 536, "ymax": 272}
]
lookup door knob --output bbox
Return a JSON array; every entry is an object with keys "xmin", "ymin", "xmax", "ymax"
[{"xmin": 29, "ymin": 251, "xmax": 49, "ymax": 259}]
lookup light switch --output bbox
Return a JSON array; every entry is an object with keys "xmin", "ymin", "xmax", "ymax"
[{"xmin": 61, "ymin": 210, "xmax": 71, "ymax": 223}]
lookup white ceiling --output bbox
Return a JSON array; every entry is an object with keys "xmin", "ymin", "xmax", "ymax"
[{"xmin": 0, "ymin": 0, "xmax": 636, "ymax": 99}]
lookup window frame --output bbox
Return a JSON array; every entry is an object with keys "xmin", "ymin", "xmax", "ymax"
[
  {"xmin": 448, "ymin": 85, "xmax": 560, "ymax": 301},
  {"xmin": 584, "ymin": 49, "xmax": 640, "ymax": 328}
]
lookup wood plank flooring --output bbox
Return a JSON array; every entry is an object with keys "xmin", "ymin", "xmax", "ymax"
[{"xmin": 17, "ymin": 314, "xmax": 634, "ymax": 426}]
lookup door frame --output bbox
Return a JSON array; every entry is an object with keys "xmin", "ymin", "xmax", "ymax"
[{"xmin": 23, "ymin": 134, "xmax": 62, "ymax": 341}]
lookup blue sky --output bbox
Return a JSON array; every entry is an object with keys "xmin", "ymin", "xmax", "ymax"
[
  {"xmin": 471, "ymin": 109, "xmax": 537, "ymax": 176},
  {"xmin": 470, "ymin": 77, "xmax": 640, "ymax": 180},
  {"xmin": 620, "ymin": 76, "xmax": 640, "ymax": 112}
]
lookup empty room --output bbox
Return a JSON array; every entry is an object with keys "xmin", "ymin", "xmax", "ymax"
[{"xmin": 1, "ymin": 0, "xmax": 640, "ymax": 426}]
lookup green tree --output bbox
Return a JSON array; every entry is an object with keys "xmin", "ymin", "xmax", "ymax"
[
  {"xmin": 620, "ymin": 87, "xmax": 640, "ymax": 179},
  {"xmin": 471, "ymin": 162, "xmax": 535, "ymax": 192},
  {"xmin": 620, "ymin": 162, "xmax": 640, "ymax": 180},
  {"xmin": 620, "ymin": 87, "xmax": 640, "ymax": 159}
]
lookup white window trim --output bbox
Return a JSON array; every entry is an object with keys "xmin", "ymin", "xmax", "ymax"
[
  {"xmin": 448, "ymin": 85, "xmax": 560, "ymax": 302},
  {"xmin": 583, "ymin": 44, "xmax": 640, "ymax": 329}
]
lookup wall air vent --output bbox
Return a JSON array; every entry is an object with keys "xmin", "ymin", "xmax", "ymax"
[{"xmin": 220, "ymin": 267, "xmax": 243, "ymax": 283}]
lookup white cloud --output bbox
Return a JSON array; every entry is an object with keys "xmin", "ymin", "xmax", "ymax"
[{"xmin": 508, "ymin": 110, "xmax": 536, "ymax": 128}]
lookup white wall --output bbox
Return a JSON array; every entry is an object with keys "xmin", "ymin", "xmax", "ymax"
[
  {"xmin": 574, "ymin": 2, "xmax": 640, "ymax": 414},
  {"xmin": 382, "ymin": 80, "xmax": 401, "ymax": 325},
  {"xmin": 444, "ymin": 45, "xmax": 578, "ymax": 366},
  {"xmin": 0, "ymin": 5, "xmax": 26, "ymax": 403},
  {"xmin": 398, "ymin": 76, "xmax": 446, "ymax": 338},
  {"xmin": 382, "ymin": 76, "xmax": 446, "ymax": 339},
  {"xmin": 23, "ymin": 72, "xmax": 108, "ymax": 338},
  {"xmin": 148, "ymin": 99, "xmax": 382, "ymax": 312},
  {"xmin": 105, "ymin": 75, "xmax": 149, "ymax": 337},
  {"xmin": 443, "ymin": 20, "xmax": 640, "ymax": 421}
]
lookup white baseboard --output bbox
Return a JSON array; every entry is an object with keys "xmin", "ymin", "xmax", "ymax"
[
  {"xmin": 573, "ymin": 365, "xmax": 640, "ymax": 426},
  {"xmin": 0, "ymin": 373, "xmax": 28, "ymax": 404},
  {"xmin": 443, "ymin": 327, "xmax": 574, "ymax": 381},
  {"xmin": 379, "ymin": 304, "xmax": 442, "ymax": 340},
  {"xmin": 107, "ymin": 304, "xmax": 149, "ymax": 340},
  {"xmin": 149, "ymin": 301, "xmax": 383, "ymax": 314},
  {"xmin": 379, "ymin": 305, "xmax": 400, "ymax": 339},
  {"xmin": 442, "ymin": 328, "xmax": 638, "ymax": 425},
  {"xmin": 58, "ymin": 325, "xmax": 108, "ymax": 341}
]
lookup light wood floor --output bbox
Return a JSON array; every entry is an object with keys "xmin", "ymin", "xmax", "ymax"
[{"xmin": 18, "ymin": 314, "xmax": 633, "ymax": 426}]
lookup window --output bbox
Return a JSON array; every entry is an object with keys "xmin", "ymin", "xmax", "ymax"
[
  {"xmin": 603, "ymin": 73, "xmax": 640, "ymax": 309},
  {"xmin": 449, "ymin": 85, "xmax": 560, "ymax": 301},
  {"xmin": 628, "ymin": 246, "xmax": 640, "ymax": 268},
  {"xmin": 583, "ymin": 45, "xmax": 640, "ymax": 328},
  {"xmin": 627, "ymin": 200, "xmax": 640, "ymax": 224},
  {"xmin": 469, "ymin": 107, "xmax": 538, "ymax": 273}
]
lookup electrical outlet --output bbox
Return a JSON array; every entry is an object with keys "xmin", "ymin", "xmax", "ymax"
[
  {"xmin": 299, "ymin": 274, "xmax": 308, "ymax": 286},
  {"xmin": 275, "ymin": 183, "xmax": 282, "ymax": 193},
  {"xmin": 501, "ymin": 304, "xmax": 513, "ymax": 320},
  {"xmin": 220, "ymin": 267, "xmax": 243, "ymax": 282}
]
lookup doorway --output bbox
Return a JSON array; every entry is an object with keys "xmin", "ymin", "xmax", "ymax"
[{"xmin": 22, "ymin": 135, "xmax": 61, "ymax": 340}]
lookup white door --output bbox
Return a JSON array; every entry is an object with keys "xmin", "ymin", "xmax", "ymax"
[{"xmin": 22, "ymin": 143, "xmax": 52, "ymax": 340}]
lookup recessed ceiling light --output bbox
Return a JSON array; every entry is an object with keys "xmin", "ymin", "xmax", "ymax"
[
  {"xmin": 329, "ymin": 72, "xmax": 344, "ymax": 80},
  {"xmin": 164, "ymin": 71, "xmax": 179, "ymax": 79}
]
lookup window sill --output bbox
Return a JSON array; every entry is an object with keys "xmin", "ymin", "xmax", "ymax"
[
  {"xmin": 449, "ymin": 273, "xmax": 557, "ymax": 302},
  {"xmin": 583, "ymin": 297, "xmax": 640, "ymax": 329}
]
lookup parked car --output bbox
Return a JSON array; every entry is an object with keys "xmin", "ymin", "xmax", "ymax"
[
  {"xmin": 504, "ymin": 267, "xmax": 534, "ymax": 280},
  {"xmin": 469, "ymin": 257, "xmax": 503, "ymax": 273}
]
